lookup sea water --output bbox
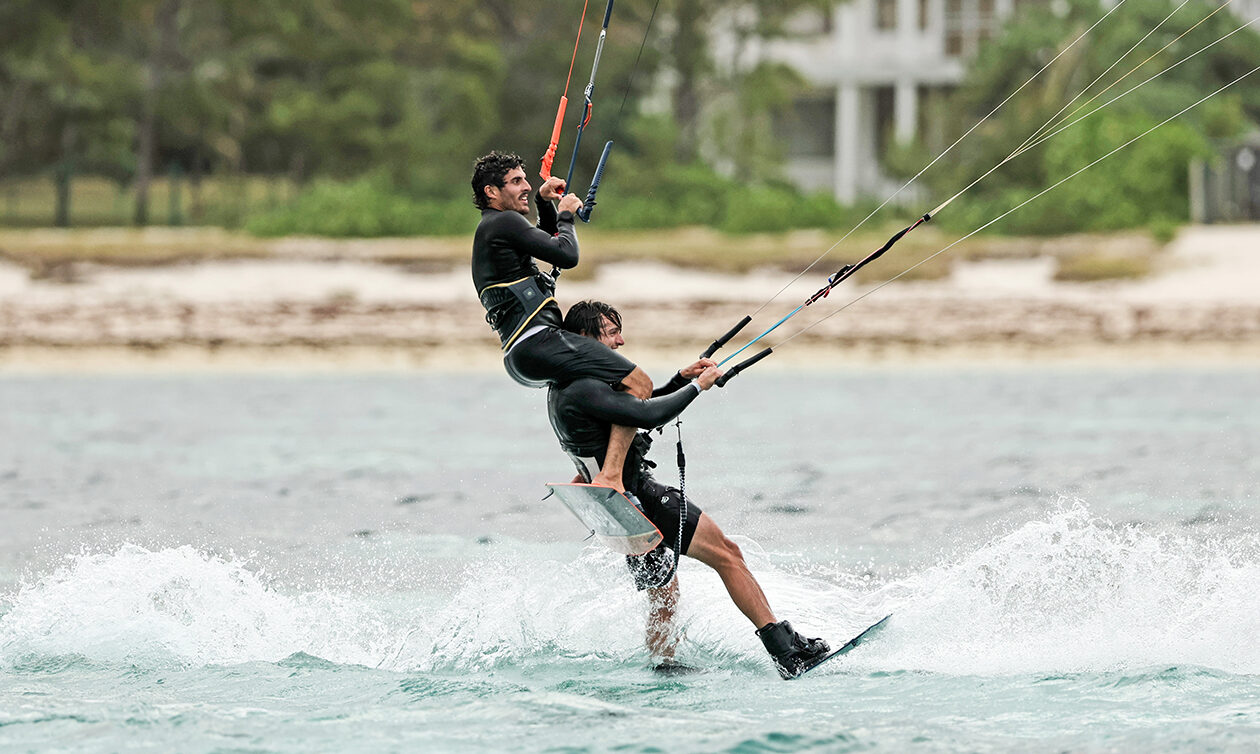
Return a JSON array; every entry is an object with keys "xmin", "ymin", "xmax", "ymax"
[{"xmin": 1, "ymin": 368, "xmax": 1258, "ymax": 752}]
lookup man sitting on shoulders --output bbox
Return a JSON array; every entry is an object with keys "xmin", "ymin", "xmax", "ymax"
[{"xmin": 470, "ymin": 151, "xmax": 650, "ymax": 494}]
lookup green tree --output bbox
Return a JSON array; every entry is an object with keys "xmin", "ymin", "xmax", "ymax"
[
  {"xmin": 923, "ymin": 0, "xmax": 1260, "ymax": 234},
  {"xmin": 2, "ymin": 0, "xmax": 850, "ymax": 231},
  {"xmin": 132, "ymin": 0, "xmax": 182, "ymax": 226},
  {"xmin": 0, "ymin": 1, "xmax": 137, "ymax": 226}
]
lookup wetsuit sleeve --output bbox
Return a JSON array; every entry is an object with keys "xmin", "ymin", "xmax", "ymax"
[
  {"xmin": 569, "ymin": 378, "xmax": 698, "ymax": 429},
  {"xmin": 537, "ymin": 192, "xmax": 559, "ymax": 235},
  {"xmin": 651, "ymin": 372, "xmax": 689, "ymax": 398},
  {"xmin": 495, "ymin": 208, "xmax": 580, "ymax": 270}
]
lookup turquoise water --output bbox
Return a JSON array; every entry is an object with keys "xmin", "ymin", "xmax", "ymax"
[{"xmin": 2, "ymin": 369, "xmax": 1259, "ymax": 752}]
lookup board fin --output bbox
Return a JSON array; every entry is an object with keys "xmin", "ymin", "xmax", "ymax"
[{"xmin": 652, "ymin": 660, "xmax": 701, "ymax": 676}]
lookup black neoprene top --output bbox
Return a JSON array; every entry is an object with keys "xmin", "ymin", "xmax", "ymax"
[
  {"xmin": 547, "ymin": 372, "xmax": 697, "ymax": 487},
  {"xmin": 471, "ymin": 194, "xmax": 579, "ymax": 346}
]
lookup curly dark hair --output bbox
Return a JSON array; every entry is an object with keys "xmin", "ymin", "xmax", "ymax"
[
  {"xmin": 471, "ymin": 151, "xmax": 525, "ymax": 210},
  {"xmin": 563, "ymin": 300, "xmax": 622, "ymax": 338}
]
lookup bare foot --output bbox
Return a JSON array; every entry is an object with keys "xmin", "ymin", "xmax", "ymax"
[{"xmin": 590, "ymin": 472, "xmax": 625, "ymax": 493}]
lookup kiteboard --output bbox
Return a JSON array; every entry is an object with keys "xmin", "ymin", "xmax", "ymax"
[
  {"xmin": 545, "ymin": 482, "xmax": 664, "ymax": 556},
  {"xmin": 793, "ymin": 614, "xmax": 892, "ymax": 679}
]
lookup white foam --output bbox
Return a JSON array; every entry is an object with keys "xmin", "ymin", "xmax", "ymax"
[
  {"xmin": 856, "ymin": 502, "xmax": 1260, "ymax": 675},
  {"xmin": 0, "ymin": 544, "xmax": 396, "ymax": 668},
  {"xmin": 4, "ymin": 504, "xmax": 1256, "ymax": 677}
]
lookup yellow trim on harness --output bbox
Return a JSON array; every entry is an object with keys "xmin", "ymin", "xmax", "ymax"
[
  {"xmin": 478, "ymin": 276, "xmax": 531, "ymax": 294},
  {"xmin": 502, "ymin": 296, "xmax": 555, "ymax": 351},
  {"xmin": 478, "ymin": 277, "xmax": 554, "ymax": 352}
]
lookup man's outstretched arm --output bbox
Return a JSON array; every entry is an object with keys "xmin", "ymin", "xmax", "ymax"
[{"xmin": 569, "ymin": 371, "xmax": 717, "ymax": 429}]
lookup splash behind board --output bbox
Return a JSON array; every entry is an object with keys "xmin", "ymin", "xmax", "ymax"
[{"xmin": 545, "ymin": 483, "xmax": 664, "ymax": 556}]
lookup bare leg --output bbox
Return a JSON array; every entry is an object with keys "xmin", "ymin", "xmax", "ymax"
[
  {"xmin": 685, "ymin": 514, "xmax": 776, "ymax": 628},
  {"xmin": 645, "ymin": 576, "xmax": 680, "ymax": 661},
  {"xmin": 591, "ymin": 367, "xmax": 652, "ymax": 493},
  {"xmin": 592, "ymin": 425, "xmax": 635, "ymax": 492}
]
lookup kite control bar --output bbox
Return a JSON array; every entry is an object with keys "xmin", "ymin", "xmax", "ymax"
[
  {"xmin": 701, "ymin": 316, "xmax": 752, "ymax": 359},
  {"xmin": 696, "ymin": 316, "xmax": 770, "ymax": 387},
  {"xmin": 577, "ymin": 141, "xmax": 613, "ymax": 222},
  {"xmin": 716, "ymin": 347, "xmax": 772, "ymax": 388}
]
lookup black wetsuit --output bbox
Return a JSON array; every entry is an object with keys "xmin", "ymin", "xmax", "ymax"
[
  {"xmin": 547, "ymin": 372, "xmax": 704, "ymax": 588},
  {"xmin": 472, "ymin": 195, "xmax": 634, "ymax": 388}
]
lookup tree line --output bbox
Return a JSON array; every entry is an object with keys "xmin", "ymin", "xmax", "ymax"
[
  {"xmin": 1, "ymin": 0, "xmax": 1255, "ymax": 235},
  {"xmin": 0, "ymin": 0, "xmax": 823, "ymax": 229}
]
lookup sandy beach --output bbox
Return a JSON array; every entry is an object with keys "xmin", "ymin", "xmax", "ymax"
[{"xmin": 2, "ymin": 224, "xmax": 1258, "ymax": 372}]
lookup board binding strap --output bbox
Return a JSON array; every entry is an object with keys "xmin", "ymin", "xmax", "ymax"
[{"xmin": 545, "ymin": 482, "xmax": 664, "ymax": 556}]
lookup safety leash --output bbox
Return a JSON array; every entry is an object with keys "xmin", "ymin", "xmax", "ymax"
[{"xmin": 643, "ymin": 418, "xmax": 686, "ymax": 590}]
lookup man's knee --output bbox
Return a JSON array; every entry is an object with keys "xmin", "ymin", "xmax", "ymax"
[
  {"xmin": 697, "ymin": 532, "xmax": 746, "ymax": 573},
  {"xmin": 717, "ymin": 536, "xmax": 747, "ymax": 570},
  {"xmin": 620, "ymin": 367, "xmax": 652, "ymax": 399}
]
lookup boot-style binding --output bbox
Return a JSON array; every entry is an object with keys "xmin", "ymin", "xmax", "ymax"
[{"xmin": 756, "ymin": 620, "xmax": 830, "ymax": 679}]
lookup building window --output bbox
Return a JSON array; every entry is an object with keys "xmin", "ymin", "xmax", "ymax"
[
  {"xmin": 874, "ymin": 87, "xmax": 896, "ymax": 158},
  {"xmin": 778, "ymin": 95, "xmax": 837, "ymax": 159},
  {"xmin": 943, "ymin": 0, "xmax": 1003, "ymax": 58},
  {"xmin": 944, "ymin": 0, "xmax": 963, "ymax": 55},
  {"xmin": 978, "ymin": 0, "xmax": 994, "ymax": 21},
  {"xmin": 876, "ymin": 0, "xmax": 897, "ymax": 30},
  {"xmin": 919, "ymin": 0, "xmax": 931, "ymax": 30}
]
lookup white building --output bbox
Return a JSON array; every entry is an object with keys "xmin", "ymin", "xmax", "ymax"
[{"xmin": 736, "ymin": 0, "xmax": 1260, "ymax": 203}]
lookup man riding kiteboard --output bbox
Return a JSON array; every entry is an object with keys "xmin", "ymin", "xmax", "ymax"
[{"xmin": 547, "ymin": 300, "xmax": 831, "ymax": 678}]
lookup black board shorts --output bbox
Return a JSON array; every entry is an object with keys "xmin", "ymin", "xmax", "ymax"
[
  {"xmin": 625, "ymin": 477, "xmax": 703, "ymax": 591},
  {"xmin": 503, "ymin": 326, "xmax": 637, "ymax": 389}
]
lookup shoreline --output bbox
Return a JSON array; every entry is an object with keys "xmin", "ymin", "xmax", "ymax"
[
  {"xmin": 2, "ymin": 223, "xmax": 1258, "ymax": 372},
  {"xmin": 4, "ymin": 340, "xmax": 1260, "ymax": 374}
]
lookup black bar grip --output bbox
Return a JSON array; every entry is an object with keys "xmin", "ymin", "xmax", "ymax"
[
  {"xmin": 701, "ymin": 315, "xmax": 752, "ymax": 359},
  {"xmin": 715, "ymin": 347, "xmax": 772, "ymax": 388},
  {"xmin": 578, "ymin": 140, "xmax": 614, "ymax": 223}
]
